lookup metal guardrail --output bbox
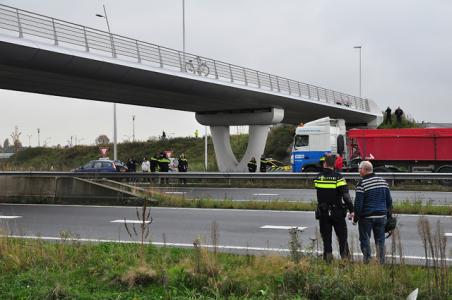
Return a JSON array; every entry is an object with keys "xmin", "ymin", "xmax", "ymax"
[
  {"xmin": 0, "ymin": 4, "xmax": 370, "ymax": 112},
  {"xmin": 1, "ymin": 172, "xmax": 452, "ymax": 181}
]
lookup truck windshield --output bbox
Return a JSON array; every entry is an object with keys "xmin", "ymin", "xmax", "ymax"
[{"xmin": 294, "ymin": 135, "xmax": 309, "ymax": 147}]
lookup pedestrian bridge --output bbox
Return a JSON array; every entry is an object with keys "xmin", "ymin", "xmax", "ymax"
[{"xmin": 0, "ymin": 4, "xmax": 382, "ymax": 171}]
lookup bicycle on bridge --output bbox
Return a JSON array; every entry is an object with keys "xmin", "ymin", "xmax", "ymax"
[{"xmin": 185, "ymin": 56, "xmax": 209, "ymax": 77}]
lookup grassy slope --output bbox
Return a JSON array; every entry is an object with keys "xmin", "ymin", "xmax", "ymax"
[{"xmin": 1, "ymin": 126, "xmax": 293, "ymax": 172}]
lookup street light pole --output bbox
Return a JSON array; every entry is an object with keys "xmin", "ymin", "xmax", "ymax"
[
  {"xmin": 37, "ymin": 128, "xmax": 40, "ymax": 147},
  {"xmin": 182, "ymin": 0, "xmax": 208, "ymax": 170},
  {"xmin": 353, "ymin": 46, "xmax": 362, "ymax": 98},
  {"xmin": 96, "ymin": 5, "xmax": 117, "ymax": 160},
  {"xmin": 132, "ymin": 115, "xmax": 136, "ymax": 142}
]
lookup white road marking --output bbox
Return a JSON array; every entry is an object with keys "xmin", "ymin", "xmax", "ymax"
[
  {"xmin": 252, "ymin": 193, "xmax": 280, "ymax": 196},
  {"xmin": 445, "ymin": 233, "xmax": 452, "ymax": 237},
  {"xmin": 164, "ymin": 192, "xmax": 186, "ymax": 194},
  {"xmin": 0, "ymin": 216, "xmax": 22, "ymax": 219},
  {"xmin": 260, "ymin": 225, "xmax": 307, "ymax": 231},
  {"xmin": 3, "ymin": 234, "xmax": 452, "ymax": 262},
  {"xmin": 111, "ymin": 220, "xmax": 151, "ymax": 224}
]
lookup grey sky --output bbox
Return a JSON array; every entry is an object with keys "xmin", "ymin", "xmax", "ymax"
[{"xmin": 1, "ymin": 0, "xmax": 451, "ymax": 147}]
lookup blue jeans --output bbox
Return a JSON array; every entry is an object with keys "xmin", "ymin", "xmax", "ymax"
[{"xmin": 358, "ymin": 216, "xmax": 387, "ymax": 264}]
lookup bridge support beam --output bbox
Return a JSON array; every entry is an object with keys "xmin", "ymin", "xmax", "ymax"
[{"xmin": 196, "ymin": 108, "xmax": 284, "ymax": 172}]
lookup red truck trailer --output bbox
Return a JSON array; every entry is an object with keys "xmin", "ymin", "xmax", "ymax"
[{"xmin": 347, "ymin": 128, "xmax": 452, "ymax": 173}]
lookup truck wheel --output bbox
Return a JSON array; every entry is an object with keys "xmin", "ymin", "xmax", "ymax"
[{"xmin": 436, "ymin": 165, "xmax": 452, "ymax": 186}]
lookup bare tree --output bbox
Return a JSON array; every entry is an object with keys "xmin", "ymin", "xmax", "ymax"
[
  {"xmin": 95, "ymin": 134, "xmax": 110, "ymax": 145},
  {"xmin": 10, "ymin": 126, "xmax": 22, "ymax": 152}
]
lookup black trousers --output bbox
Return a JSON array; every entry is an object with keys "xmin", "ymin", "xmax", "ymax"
[{"xmin": 319, "ymin": 214, "xmax": 349, "ymax": 260}]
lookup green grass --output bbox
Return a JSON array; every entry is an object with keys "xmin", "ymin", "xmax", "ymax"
[
  {"xmin": 0, "ymin": 236, "xmax": 450, "ymax": 299},
  {"xmin": 148, "ymin": 190, "xmax": 451, "ymax": 215}
]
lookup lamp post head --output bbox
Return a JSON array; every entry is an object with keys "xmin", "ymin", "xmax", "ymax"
[
  {"xmin": 96, "ymin": 14, "xmax": 104, "ymax": 18},
  {"xmin": 353, "ymin": 46, "xmax": 362, "ymax": 49}
]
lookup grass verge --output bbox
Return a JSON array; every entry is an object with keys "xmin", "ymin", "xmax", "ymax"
[
  {"xmin": 150, "ymin": 192, "xmax": 452, "ymax": 216},
  {"xmin": 0, "ymin": 236, "xmax": 450, "ymax": 299}
]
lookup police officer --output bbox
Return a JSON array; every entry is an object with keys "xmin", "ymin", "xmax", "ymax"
[
  {"xmin": 248, "ymin": 157, "xmax": 257, "ymax": 172},
  {"xmin": 260, "ymin": 156, "xmax": 268, "ymax": 172},
  {"xmin": 150, "ymin": 154, "xmax": 159, "ymax": 173},
  {"xmin": 314, "ymin": 155, "xmax": 354, "ymax": 262},
  {"xmin": 178, "ymin": 153, "xmax": 189, "ymax": 184},
  {"xmin": 157, "ymin": 152, "xmax": 170, "ymax": 184}
]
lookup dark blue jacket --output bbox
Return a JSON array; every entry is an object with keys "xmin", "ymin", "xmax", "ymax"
[{"xmin": 354, "ymin": 173, "xmax": 392, "ymax": 221}]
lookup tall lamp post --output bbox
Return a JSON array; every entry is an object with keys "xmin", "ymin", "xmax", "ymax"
[
  {"xmin": 96, "ymin": 5, "xmax": 118, "ymax": 160},
  {"xmin": 132, "ymin": 115, "xmax": 136, "ymax": 142},
  {"xmin": 182, "ymin": 0, "xmax": 208, "ymax": 170},
  {"xmin": 353, "ymin": 46, "xmax": 362, "ymax": 98},
  {"xmin": 37, "ymin": 128, "xmax": 40, "ymax": 147}
]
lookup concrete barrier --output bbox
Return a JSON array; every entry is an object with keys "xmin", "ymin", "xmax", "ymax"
[{"xmin": 0, "ymin": 176, "xmax": 143, "ymax": 205}]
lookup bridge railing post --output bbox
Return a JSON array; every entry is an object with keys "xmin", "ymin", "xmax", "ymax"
[
  {"xmin": 256, "ymin": 71, "xmax": 261, "ymax": 88},
  {"xmin": 52, "ymin": 19, "xmax": 58, "ymax": 45},
  {"xmin": 109, "ymin": 34, "xmax": 116, "ymax": 58},
  {"xmin": 269, "ymin": 74, "xmax": 273, "ymax": 90},
  {"xmin": 228, "ymin": 64, "xmax": 233, "ymax": 82},
  {"xmin": 276, "ymin": 76, "xmax": 280, "ymax": 92},
  {"xmin": 307, "ymin": 84, "xmax": 311, "ymax": 99},
  {"xmin": 243, "ymin": 69, "xmax": 248, "ymax": 85},
  {"xmin": 83, "ymin": 26, "xmax": 89, "ymax": 51},
  {"xmin": 158, "ymin": 46, "xmax": 163, "ymax": 68},
  {"xmin": 213, "ymin": 60, "xmax": 219, "ymax": 79},
  {"xmin": 16, "ymin": 9, "xmax": 23, "ymax": 38},
  {"xmin": 287, "ymin": 79, "xmax": 291, "ymax": 95},
  {"xmin": 136, "ymin": 40, "xmax": 141, "ymax": 63}
]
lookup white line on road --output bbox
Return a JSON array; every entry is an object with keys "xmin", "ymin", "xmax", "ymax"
[
  {"xmin": 164, "ymin": 192, "xmax": 186, "ymax": 194},
  {"xmin": 252, "ymin": 193, "xmax": 280, "ymax": 196},
  {"xmin": 445, "ymin": 233, "xmax": 452, "ymax": 237},
  {"xmin": 0, "ymin": 216, "xmax": 22, "ymax": 219},
  {"xmin": 261, "ymin": 225, "xmax": 307, "ymax": 231},
  {"xmin": 3, "ymin": 234, "xmax": 452, "ymax": 262},
  {"xmin": 111, "ymin": 220, "xmax": 151, "ymax": 224}
]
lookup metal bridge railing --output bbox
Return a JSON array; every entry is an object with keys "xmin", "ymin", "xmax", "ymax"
[
  {"xmin": 1, "ymin": 172, "xmax": 452, "ymax": 182},
  {"xmin": 0, "ymin": 4, "xmax": 370, "ymax": 112}
]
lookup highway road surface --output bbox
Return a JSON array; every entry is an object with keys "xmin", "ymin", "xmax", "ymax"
[
  {"xmin": 149, "ymin": 186, "xmax": 452, "ymax": 205},
  {"xmin": 0, "ymin": 203, "xmax": 451, "ymax": 265}
]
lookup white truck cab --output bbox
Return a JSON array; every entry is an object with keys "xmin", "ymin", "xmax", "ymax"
[{"xmin": 291, "ymin": 117, "xmax": 346, "ymax": 172}]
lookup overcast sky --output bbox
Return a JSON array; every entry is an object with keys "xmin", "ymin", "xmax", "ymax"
[{"xmin": 1, "ymin": 0, "xmax": 451, "ymax": 147}]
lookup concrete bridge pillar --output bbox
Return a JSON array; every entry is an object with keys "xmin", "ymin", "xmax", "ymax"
[{"xmin": 196, "ymin": 108, "xmax": 284, "ymax": 172}]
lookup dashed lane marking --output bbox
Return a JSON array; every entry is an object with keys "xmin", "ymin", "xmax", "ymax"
[
  {"xmin": 252, "ymin": 193, "xmax": 280, "ymax": 196},
  {"xmin": 445, "ymin": 233, "xmax": 452, "ymax": 237},
  {"xmin": 260, "ymin": 225, "xmax": 307, "ymax": 231},
  {"xmin": 111, "ymin": 220, "xmax": 151, "ymax": 224},
  {"xmin": 164, "ymin": 192, "xmax": 186, "ymax": 194},
  {"xmin": 0, "ymin": 216, "xmax": 22, "ymax": 219}
]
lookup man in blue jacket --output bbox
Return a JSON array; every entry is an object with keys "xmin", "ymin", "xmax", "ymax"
[{"xmin": 353, "ymin": 161, "xmax": 393, "ymax": 264}]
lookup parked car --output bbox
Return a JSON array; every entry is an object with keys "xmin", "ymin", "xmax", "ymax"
[{"xmin": 74, "ymin": 158, "xmax": 128, "ymax": 172}]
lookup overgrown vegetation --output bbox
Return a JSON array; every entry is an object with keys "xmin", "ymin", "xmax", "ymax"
[{"xmin": 0, "ymin": 226, "xmax": 450, "ymax": 299}]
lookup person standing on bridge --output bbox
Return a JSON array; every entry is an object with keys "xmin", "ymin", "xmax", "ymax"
[
  {"xmin": 385, "ymin": 107, "xmax": 392, "ymax": 125},
  {"xmin": 353, "ymin": 161, "xmax": 393, "ymax": 264},
  {"xmin": 260, "ymin": 156, "xmax": 269, "ymax": 172},
  {"xmin": 314, "ymin": 155, "xmax": 354, "ymax": 262},
  {"xmin": 394, "ymin": 106, "xmax": 404, "ymax": 126}
]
